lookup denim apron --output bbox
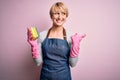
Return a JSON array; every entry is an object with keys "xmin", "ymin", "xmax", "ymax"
[{"xmin": 40, "ymin": 38, "xmax": 71, "ymax": 80}]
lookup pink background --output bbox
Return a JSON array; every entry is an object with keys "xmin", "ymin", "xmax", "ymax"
[{"xmin": 0, "ymin": 0, "xmax": 120, "ymax": 80}]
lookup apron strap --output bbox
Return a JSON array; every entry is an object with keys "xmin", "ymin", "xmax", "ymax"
[
  {"xmin": 63, "ymin": 27, "xmax": 67, "ymax": 40},
  {"xmin": 46, "ymin": 28, "xmax": 51, "ymax": 38}
]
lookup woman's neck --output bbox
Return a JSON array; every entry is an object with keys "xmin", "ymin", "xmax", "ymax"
[
  {"xmin": 51, "ymin": 26, "xmax": 63, "ymax": 32},
  {"xmin": 48, "ymin": 26, "xmax": 64, "ymax": 39}
]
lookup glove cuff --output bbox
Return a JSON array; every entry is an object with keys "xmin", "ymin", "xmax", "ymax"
[{"xmin": 70, "ymin": 46, "xmax": 80, "ymax": 58}]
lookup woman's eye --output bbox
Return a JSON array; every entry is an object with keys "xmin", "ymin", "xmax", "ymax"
[
  {"xmin": 61, "ymin": 12, "xmax": 66, "ymax": 15},
  {"xmin": 56, "ymin": 12, "xmax": 60, "ymax": 15},
  {"xmin": 53, "ymin": 12, "xmax": 66, "ymax": 16},
  {"xmin": 54, "ymin": 12, "xmax": 59, "ymax": 15}
]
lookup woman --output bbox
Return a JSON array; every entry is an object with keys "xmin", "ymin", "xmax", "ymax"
[{"xmin": 27, "ymin": 2, "xmax": 86, "ymax": 80}]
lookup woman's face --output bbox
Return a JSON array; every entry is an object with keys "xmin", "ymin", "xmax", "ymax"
[{"xmin": 51, "ymin": 11, "xmax": 67, "ymax": 27}]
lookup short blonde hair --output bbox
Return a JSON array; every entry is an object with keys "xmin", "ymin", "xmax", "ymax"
[{"xmin": 49, "ymin": 2, "xmax": 69, "ymax": 18}]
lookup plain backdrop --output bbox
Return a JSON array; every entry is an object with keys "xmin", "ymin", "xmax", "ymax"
[{"xmin": 0, "ymin": 0, "xmax": 120, "ymax": 80}]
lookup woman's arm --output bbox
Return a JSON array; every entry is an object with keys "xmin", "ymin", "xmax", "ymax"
[
  {"xmin": 27, "ymin": 29, "xmax": 48, "ymax": 66},
  {"xmin": 66, "ymin": 31, "xmax": 78, "ymax": 67},
  {"xmin": 67, "ymin": 30, "xmax": 86, "ymax": 67},
  {"xmin": 69, "ymin": 56, "xmax": 78, "ymax": 67},
  {"xmin": 33, "ymin": 30, "xmax": 48, "ymax": 66},
  {"xmin": 33, "ymin": 42, "xmax": 43, "ymax": 66},
  {"xmin": 68, "ymin": 42, "xmax": 79, "ymax": 67}
]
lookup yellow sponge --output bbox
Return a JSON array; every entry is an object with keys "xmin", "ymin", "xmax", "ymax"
[{"xmin": 30, "ymin": 27, "xmax": 39, "ymax": 40}]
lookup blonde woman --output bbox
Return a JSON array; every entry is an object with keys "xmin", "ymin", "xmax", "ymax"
[{"xmin": 27, "ymin": 2, "xmax": 86, "ymax": 80}]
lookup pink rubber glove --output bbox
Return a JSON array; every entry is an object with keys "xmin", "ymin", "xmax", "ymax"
[
  {"xmin": 27, "ymin": 28, "xmax": 40, "ymax": 58},
  {"xmin": 70, "ymin": 33, "xmax": 86, "ymax": 58}
]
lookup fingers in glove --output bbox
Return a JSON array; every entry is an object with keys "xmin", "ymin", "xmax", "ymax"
[{"xmin": 27, "ymin": 28, "xmax": 34, "ymax": 41}]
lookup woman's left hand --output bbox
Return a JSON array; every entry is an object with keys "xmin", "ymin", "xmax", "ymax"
[{"xmin": 70, "ymin": 33, "xmax": 86, "ymax": 58}]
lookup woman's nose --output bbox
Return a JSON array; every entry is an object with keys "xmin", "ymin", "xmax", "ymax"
[{"xmin": 58, "ymin": 13, "xmax": 62, "ymax": 18}]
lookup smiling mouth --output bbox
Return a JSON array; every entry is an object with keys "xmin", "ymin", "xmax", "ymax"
[
  {"xmin": 57, "ymin": 20, "xmax": 62, "ymax": 23},
  {"xmin": 56, "ymin": 19, "xmax": 63, "ymax": 23}
]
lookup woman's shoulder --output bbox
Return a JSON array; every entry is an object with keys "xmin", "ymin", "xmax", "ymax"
[
  {"xmin": 39, "ymin": 30, "xmax": 49, "ymax": 42},
  {"xmin": 66, "ymin": 29, "xmax": 85, "ymax": 37},
  {"xmin": 66, "ymin": 29, "xmax": 86, "ymax": 43},
  {"xmin": 66, "ymin": 30, "xmax": 74, "ymax": 37},
  {"xmin": 65, "ymin": 29, "xmax": 74, "ymax": 44},
  {"xmin": 39, "ymin": 30, "xmax": 48, "ymax": 35}
]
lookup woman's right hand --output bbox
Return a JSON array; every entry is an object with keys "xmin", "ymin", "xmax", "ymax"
[
  {"xmin": 27, "ymin": 28, "xmax": 40, "ymax": 58},
  {"xmin": 27, "ymin": 28, "xmax": 38, "ymax": 47}
]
